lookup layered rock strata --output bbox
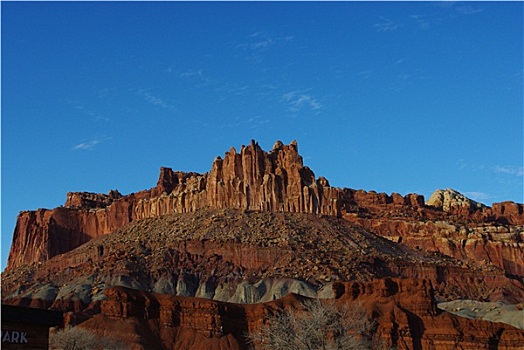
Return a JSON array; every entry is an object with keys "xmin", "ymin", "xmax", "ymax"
[
  {"xmin": 76, "ymin": 279, "xmax": 524, "ymax": 350},
  {"xmin": 4, "ymin": 139, "xmax": 524, "ymax": 350},
  {"xmin": 3, "ymin": 208, "xmax": 523, "ymax": 316},
  {"xmin": 7, "ymin": 141, "xmax": 339, "ymax": 270},
  {"xmin": 7, "ymin": 140, "xmax": 523, "ymax": 271}
]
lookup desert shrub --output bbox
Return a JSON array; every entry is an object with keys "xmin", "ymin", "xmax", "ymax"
[
  {"xmin": 49, "ymin": 326, "xmax": 127, "ymax": 350},
  {"xmin": 248, "ymin": 299, "xmax": 379, "ymax": 350}
]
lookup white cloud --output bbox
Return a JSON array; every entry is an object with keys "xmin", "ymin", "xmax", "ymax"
[
  {"xmin": 247, "ymin": 116, "xmax": 270, "ymax": 131},
  {"xmin": 137, "ymin": 89, "xmax": 175, "ymax": 110},
  {"xmin": 179, "ymin": 69, "xmax": 204, "ymax": 79},
  {"xmin": 435, "ymin": 1, "xmax": 483, "ymax": 15},
  {"xmin": 240, "ymin": 32, "xmax": 274, "ymax": 51},
  {"xmin": 236, "ymin": 32, "xmax": 294, "ymax": 54},
  {"xmin": 214, "ymin": 84, "xmax": 249, "ymax": 95},
  {"xmin": 494, "ymin": 165, "xmax": 524, "ymax": 177},
  {"xmin": 457, "ymin": 159, "xmax": 467, "ymax": 170},
  {"xmin": 374, "ymin": 17, "xmax": 400, "ymax": 32},
  {"xmin": 281, "ymin": 91, "xmax": 323, "ymax": 112},
  {"xmin": 463, "ymin": 191, "xmax": 491, "ymax": 202},
  {"xmin": 454, "ymin": 5, "xmax": 483, "ymax": 16},
  {"xmin": 436, "ymin": 1, "xmax": 457, "ymax": 10},
  {"xmin": 357, "ymin": 70, "xmax": 373, "ymax": 80},
  {"xmin": 251, "ymin": 39, "xmax": 273, "ymax": 50},
  {"xmin": 228, "ymin": 85, "xmax": 249, "ymax": 94},
  {"xmin": 72, "ymin": 136, "xmax": 110, "ymax": 151},
  {"xmin": 178, "ymin": 69, "xmax": 212, "ymax": 88},
  {"xmin": 409, "ymin": 14, "xmax": 430, "ymax": 30},
  {"xmin": 67, "ymin": 99, "xmax": 110, "ymax": 122}
]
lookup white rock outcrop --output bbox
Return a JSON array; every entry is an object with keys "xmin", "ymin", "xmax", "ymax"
[{"xmin": 426, "ymin": 188, "xmax": 486, "ymax": 212}]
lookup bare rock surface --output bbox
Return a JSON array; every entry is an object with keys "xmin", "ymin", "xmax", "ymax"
[
  {"xmin": 438, "ymin": 300, "xmax": 524, "ymax": 330},
  {"xmin": 3, "ymin": 139, "xmax": 524, "ymax": 349},
  {"xmin": 71, "ymin": 279, "xmax": 524, "ymax": 350},
  {"xmin": 6, "ymin": 140, "xmax": 524, "ymax": 271},
  {"xmin": 426, "ymin": 188, "xmax": 487, "ymax": 213}
]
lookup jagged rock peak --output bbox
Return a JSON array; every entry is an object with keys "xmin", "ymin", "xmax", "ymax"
[
  {"xmin": 426, "ymin": 188, "xmax": 487, "ymax": 212},
  {"xmin": 65, "ymin": 190, "xmax": 123, "ymax": 209},
  {"xmin": 204, "ymin": 139, "xmax": 337, "ymax": 215},
  {"xmin": 272, "ymin": 140, "xmax": 284, "ymax": 151}
]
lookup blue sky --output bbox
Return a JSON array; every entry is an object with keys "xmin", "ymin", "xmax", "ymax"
[{"xmin": 2, "ymin": 1, "xmax": 523, "ymax": 270}]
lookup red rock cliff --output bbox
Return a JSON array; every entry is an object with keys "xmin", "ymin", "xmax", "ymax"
[
  {"xmin": 6, "ymin": 140, "xmax": 340, "ymax": 270},
  {"xmin": 6, "ymin": 140, "xmax": 523, "ymax": 271},
  {"xmin": 79, "ymin": 278, "xmax": 524, "ymax": 350}
]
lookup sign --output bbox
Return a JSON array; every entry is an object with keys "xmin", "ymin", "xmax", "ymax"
[
  {"xmin": 2, "ymin": 330, "xmax": 28, "ymax": 344},
  {"xmin": 2, "ymin": 304, "xmax": 63, "ymax": 349}
]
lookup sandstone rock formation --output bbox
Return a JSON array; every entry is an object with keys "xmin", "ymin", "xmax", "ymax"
[
  {"xmin": 3, "ymin": 207, "xmax": 523, "ymax": 315},
  {"xmin": 3, "ymin": 139, "xmax": 524, "ymax": 349},
  {"xmin": 341, "ymin": 190, "xmax": 524, "ymax": 280},
  {"xmin": 426, "ymin": 188, "xmax": 487, "ymax": 213},
  {"xmin": 65, "ymin": 190, "xmax": 123, "ymax": 209},
  {"xmin": 6, "ymin": 140, "xmax": 341, "ymax": 270},
  {"xmin": 7, "ymin": 140, "xmax": 523, "ymax": 272},
  {"xmin": 73, "ymin": 279, "xmax": 524, "ymax": 350},
  {"xmin": 438, "ymin": 300, "xmax": 524, "ymax": 330}
]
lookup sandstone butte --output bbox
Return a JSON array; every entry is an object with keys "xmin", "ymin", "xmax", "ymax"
[{"xmin": 2, "ymin": 139, "xmax": 524, "ymax": 349}]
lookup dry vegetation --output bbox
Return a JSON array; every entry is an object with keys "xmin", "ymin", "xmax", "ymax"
[
  {"xmin": 49, "ymin": 326, "xmax": 126, "ymax": 350},
  {"xmin": 248, "ymin": 299, "xmax": 390, "ymax": 350}
]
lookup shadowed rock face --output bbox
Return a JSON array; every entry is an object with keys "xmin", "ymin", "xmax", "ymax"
[
  {"xmin": 0, "ymin": 209, "xmax": 475, "ymax": 306},
  {"xmin": 74, "ymin": 280, "xmax": 524, "ymax": 350},
  {"xmin": 3, "ymin": 208, "xmax": 523, "ymax": 306}
]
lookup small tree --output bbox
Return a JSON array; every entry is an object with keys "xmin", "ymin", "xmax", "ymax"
[
  {"xmin": 248, "ymin": 299, "xmax": 376, "ymax": 350},
  {"xmin": 49, "ymin": 326, "xmax": 127, "ymax": 350}
]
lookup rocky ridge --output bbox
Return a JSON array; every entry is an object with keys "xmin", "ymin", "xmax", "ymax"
[
  {"xmin": 73, "ymin": 280, "xmax": 524, "ymax": 349},
  {"xmin": 6, "ymin": 140, "xmax": 524, "ymax": 271},
  {"xmin": 3, "ymin": 140, "xmax": 524, "ymax": 349},
  {"xmin": 7, "ymin": 208, "xmax": 517, "ymax": 310},
  {"xmin": 7, "ymin": 140, "xmax": 339, "ymax": 270}
]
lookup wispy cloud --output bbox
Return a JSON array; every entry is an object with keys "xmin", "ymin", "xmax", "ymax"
[
  {"xmin": 237, "ymin": 31, "xmax": 283, "ymax": 51},
  {"xmin": 248, "ymin": 32, "xmax": 274, "ymax": 50},
  {"xmin": 456, "ymin": 159, "xmax": 487, "ymax": 173},
  {"xmin": 494, "ymin": 165, "xmax": 524, "ymax": 177},
  {"xmin": 463, "ymin": 191, "xmax": 491, "ymax": 202},
  {"xmin": 227, "ymin": 85, "xmax": 249, "ymax": 95},
  {"xmin": 409, "ymin": 14, "xmax": 430, "ymax": 30},
  {"xmin": 457, "ymin": 159, "xmax": 467, "ymax": 170},
  {"xmin": 454, "ymin": 5, "xmax": 483, "ymax": 16},
  {"xmin": 179, "ymin": 69, "xmax": 203, "ymax": 79},
  {"xmin": 97, "ymin": 87, "xmax": 116, "ymax": 99},
  {"xmin": 67, "ymin": 99, "xmax": 110, "ymax": 122},
  {"xmin": 357, "ymin": 70, "xmax": 374, "ymax": 80},
  {"xmin": 459, "ymin": 160, "xmax": 523, "ymax": 178},
  {"xmin": 137, "ymin": 89, "xmax": 175, "ymax": 110},
  {"xmin": 214, "ymin": 83, "xmax": 249, "ymax": 96},
  {"xmin": 178, "ymin": 69, "xmax": 212, "ymax": 88},
  {"xmin": 235, "ymin": 32, "xmax": 294, "ymax": 63},
  {"xmin": 72, "ymin": 136, "xmax": 111, "ymax": 151},
  {"xmin": 374, "ymin": 17, "xmax": 401, "ymax": 32},
  {"xmin": 435, "ymin": 1, "xmax": 483, "ymax": 16},
  {"xmin": 436, "ymin": 1, "xmax": 457, "ymax": 10},
  {"xmin": 247, "ymin": 116, "xmax": 271, "ymax": 132},
  {"xmin": 281, "ymin": 91, "xmax": 323, "ymax": 112}
]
